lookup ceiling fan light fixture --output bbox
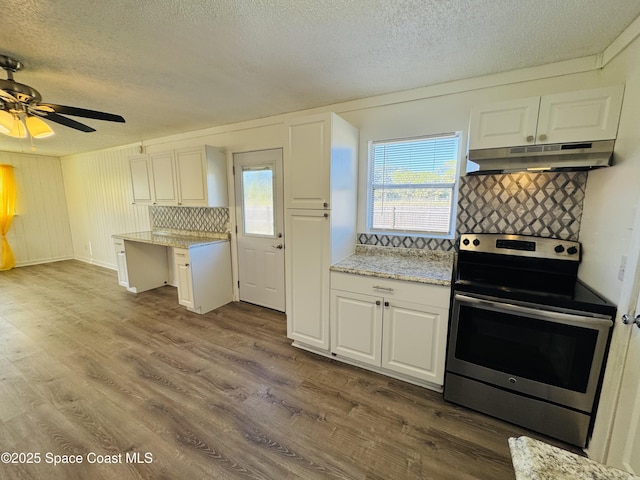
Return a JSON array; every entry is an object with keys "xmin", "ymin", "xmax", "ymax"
[
  {"xmin": 25, "ymin": 115, "xmax": 54, "ymax": 138},
  {"xmin": 7, "ymin": 116, "xmax": 26, "ymax": 138},
  {"xmin": 0, "ymin": 109, "xmax": 15, "ymax": 134}
]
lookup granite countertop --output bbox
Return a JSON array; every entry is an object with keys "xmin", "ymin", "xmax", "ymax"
[
  {"xmin": 330, "ymin": 245, "xmax": 454, "ymax": 286},
  {"xmin": 509, "ymin": 436, "xmax": 639, "ymax": 480},
  {"xmin": 112, "ymin": 230, "xmax": 230, "ymax": 249}
]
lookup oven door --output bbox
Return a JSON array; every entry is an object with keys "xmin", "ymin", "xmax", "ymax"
[{"xmin": 447, "ymin": 292, "xmax": 613, "ymax": 413}]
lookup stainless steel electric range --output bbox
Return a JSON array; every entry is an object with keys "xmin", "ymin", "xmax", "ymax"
[{"xmin": 444, "ymin": 233, "xmax": 617, "ymax": 447}]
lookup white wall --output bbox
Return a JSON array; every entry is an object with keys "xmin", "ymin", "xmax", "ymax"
[
  {"xmin": 579, "ymin": 27, "xmax": 640, "ymax": 462},
  {"xmin": 61, "ymin": 146, "xmax": 151, "ymax": 268},
  {"xmin": 59, "ymin": 63, "xmax": 616, "ymax": 272},
  {"xmin": 579, "ymin": 35, "xmax": 640, "ymax": 303},
  {"xmin": 61, "ymin": 121, "xmax": 286, "ymax": 271},
  {"xmin": 0, "ymin": 152, "xmax": 73, "ymax": 266}
]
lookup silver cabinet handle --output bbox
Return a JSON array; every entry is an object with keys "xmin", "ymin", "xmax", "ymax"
[
  {"xmin": 373, "ymin": 285, "xmax": 394, "ymax": 292},
  {"xmin": 272, "ymin": 244, "xmax": 283, "ymax": 249}
]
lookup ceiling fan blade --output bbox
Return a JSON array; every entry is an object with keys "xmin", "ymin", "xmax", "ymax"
[
  {"xmin": 42, "ymin": 112, "xmax": 96, "ymax": 132},
  {"xmin": 40, "ymin": 103, "xmax": 125, "ymax": 123},
  {"xmin": 0, "ymin": 89, "xmax": 18, "ymax": 102}
]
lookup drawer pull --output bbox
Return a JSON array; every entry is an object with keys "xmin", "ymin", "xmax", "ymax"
[{"xmin": 373, "ymin": 285, "xmax": 394, "ymax": 292}]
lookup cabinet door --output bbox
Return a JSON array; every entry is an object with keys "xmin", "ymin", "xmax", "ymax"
[
  {"xmin": 536, "ymin": 85, "xmax": 624, "ymax": 144},
  {"xmin": 176, "ymin": 147, "xmax": 207, "ymax": 206},
  {"xmin": 129, "ymin": 155, "xmax": 153, "ymax": 205},
  {"xmin": 468, "ymin": 97, "xmax": 540, "ymax": 149},
  {"xmin": 286, "ymin": 209, "xmax": 331, "ymax": 350},
  {"xmin": 150, "ymin": 152, "xmax": 178, "ymax": 205},
  {"xmin": 113, "ymin": 240, "xmax": 129, "ymax": 287},
  {"xmin": 330, "ymin": 290, "xmax": 383, "ymax": 366},
  {"xmin": 175, "ymin": 249, "xmax": 194, "ymax": 308},
  {"xmin": 382, "ymin": 300, "xmax": 448, "ymax": 385},
  {"xmin": 285, "ymin": 114, "xmax": 331, "ymax": 209}
]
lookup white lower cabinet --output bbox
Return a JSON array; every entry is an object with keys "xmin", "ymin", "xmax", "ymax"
[
  {"xmin": 330, "ymin": 272, "xmax": 450, "ymax": 387},
  {"xmin": 113, "ymin": 239, "xmax": 129, "ymax": 288},
  {"xmin": 173, "ymin": 242, "xmax": 233, "ymax": 315},
  {"xmin": 174, "ymin": 249, "xmax": 195, "ymax": 309},
  {"xmin": 331, "ymin": 290, "xmax": 383, "ymax": 366}
]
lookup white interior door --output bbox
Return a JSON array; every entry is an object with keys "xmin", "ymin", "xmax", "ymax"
[
  {"xmin": 592, "ymin": 195, "xmax": 640, "ymax": 473},
  {"xmin": 606, "ymin": 260, "xmax": 640, "ymax": 473},
  {"xmin": 234, "ymin": 149, "xmax": 285, "ymax": 312}
]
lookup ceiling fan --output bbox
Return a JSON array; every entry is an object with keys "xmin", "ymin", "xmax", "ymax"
[{"xmin": 0, "ymin": 54, "xmax": 125, "ymax": 139}]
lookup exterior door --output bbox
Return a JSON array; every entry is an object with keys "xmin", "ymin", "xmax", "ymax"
[{"xmin": 234, "ymin": 149, "xmax": 285, "ymax": 312}]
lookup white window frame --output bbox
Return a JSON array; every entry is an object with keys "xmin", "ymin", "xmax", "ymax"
[{"xmin": 366, "ymin": 132, "xmax": 462, "ymax": 239}]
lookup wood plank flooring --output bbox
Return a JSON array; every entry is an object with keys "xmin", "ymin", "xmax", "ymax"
[{"xmin": 0, "ymin": 260, "xmax": 575, "ymax": 479}]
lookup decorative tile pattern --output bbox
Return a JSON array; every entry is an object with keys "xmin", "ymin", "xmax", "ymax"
[
  {"xmin": 357, "ymin": 233, "xmax": 456, "ymax": 251},
  {"xmin": 457, "ymin": 171, "xmax": 586, "ymax": 241},
  {"xmin": 151, "ymin": 206, "xmax": 229, "ymax": 233},
  {"xmin": 358, "ymin": 171, "xmax": 588, "ymax": 251}
]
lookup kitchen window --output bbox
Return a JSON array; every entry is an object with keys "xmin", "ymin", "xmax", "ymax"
[{"xmin": 368, "ymin": 133, "xmax": 460, "ymax": 237}]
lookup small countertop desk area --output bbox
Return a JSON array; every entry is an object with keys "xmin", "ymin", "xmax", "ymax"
[
  {"xmin": 330, "ymin": 245, "xmax": 454, "ymax": 286},
  {"xmin": 112, "ymin": 230, "xmax": 232, "ymax": 314},
  {"xmin": 509, "ymin": 436, "xmax": 640, "ymax": 480},
  {"xmin": 112, "ymin": 230, "xmax": 230, "ymax": 247}
]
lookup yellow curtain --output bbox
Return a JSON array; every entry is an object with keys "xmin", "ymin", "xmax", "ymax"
[{"xmin": 0, "ymin": 164, "xmax": 16, "ymax": 271}]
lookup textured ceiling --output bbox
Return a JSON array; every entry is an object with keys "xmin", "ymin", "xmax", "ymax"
[{"xmin": 1, "ymin": 0, "xmax": 639, "ymax": 157}]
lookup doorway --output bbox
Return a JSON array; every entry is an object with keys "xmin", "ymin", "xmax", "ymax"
[{"xmin": 234, "ymin": 149, "xmax": 285, "ymax": 312}]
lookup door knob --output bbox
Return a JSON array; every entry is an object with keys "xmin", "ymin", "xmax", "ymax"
[
  {"xmin": 272, "ymin": 244, "xmax": 284, "ymax": 249},
  {"xmin": 621, "ymin": 314, "xmax": 640, "ymax": 328}
]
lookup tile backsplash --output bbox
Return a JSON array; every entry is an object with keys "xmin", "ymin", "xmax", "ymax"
[
  {"xmin": 151, "ymin": 206, "xmax": 229, "ymax": 233},
  {"xmin": 358, "ymin": 171, "xmax": 587, "ymax": 251}
]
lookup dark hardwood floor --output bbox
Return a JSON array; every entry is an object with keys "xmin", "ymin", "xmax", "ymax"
[{"xmin": 0, "ymin": 260, "xmax": 570, "ymax": 479}]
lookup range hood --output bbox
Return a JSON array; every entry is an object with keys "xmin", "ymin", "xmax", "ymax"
[{"xmin": 466, "ymin": 139, "xmax": 615, "ymax": 175}]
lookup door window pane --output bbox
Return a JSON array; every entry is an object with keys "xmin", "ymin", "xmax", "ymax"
[{"xmin": 243, "ymin": 167, "xmax": 274, "ymax": 236}]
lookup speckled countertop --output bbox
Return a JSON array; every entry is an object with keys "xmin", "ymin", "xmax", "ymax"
[
  {"xmin": 509, "ymin": 436, "xmax": 639, "ymax": 480},
  {"xmin": 112, "ymin": 230, "xmax": 230, "ymax": 248},
  {"xmin": 330, "ymin": 245, "xmax": 454, "ymax": 286}
]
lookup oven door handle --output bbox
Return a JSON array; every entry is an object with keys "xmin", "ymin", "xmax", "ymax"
[{"xmin": 454, "ymin": 293, "xmax": 613, "ymax": 328}]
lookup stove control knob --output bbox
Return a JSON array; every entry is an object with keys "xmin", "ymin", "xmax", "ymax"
[
  {"xmin": 554, "ymin": 245, "xmax": 565, "ymax": 253},
  {"xmin": 472, "ymin": 239, "xmax": 480, "ymax": 247},
  {"xmin": 462, "ymin": 238, "xmax": 470, "ymax": 246},
  {"xmin": 567, "ymin": 246, "xmax": 578, "ymax": 255}
]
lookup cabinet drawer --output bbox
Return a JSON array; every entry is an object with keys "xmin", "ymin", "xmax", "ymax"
[
  {"xmin": 330, "ymin": 271, "xmax": 450, "ymax": 309},
  {"xmin": 174, "ymin": 248, "xmax": 190, "ymax": 263}
]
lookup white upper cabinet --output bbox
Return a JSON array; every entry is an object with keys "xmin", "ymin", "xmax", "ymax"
[
  {"xmin": 469, "ymin": 85, "xmax": 624, "ymax": 150},
  {"xmin": 285, "ymin": 113, "xmax": 332, "ymax": 209},
  {"xmin": 536, "ymin": 86, "xmax": 624, "ymax": 145},
  {"xmin": 129, "ymin": 154, "xmax": 154, "ymax": 205},
  {"xmin": 150, "ymin": 151, "xmax": 179, "ymax": 205},
  {"xmin": 469, "ymin": 97, "xmax": 540, "ymax": 150},
  {"xmin": 175, "ymin": 146, "xmax": 228, "ymax": 207},
  {"xmin": 129, "ymin": 145, "xmax": 228, "ymax": 207}
]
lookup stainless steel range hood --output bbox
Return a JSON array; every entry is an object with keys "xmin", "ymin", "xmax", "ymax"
[{"xmin": 466, "ymin": 139, "xmax": 615, "ymax": 175}]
